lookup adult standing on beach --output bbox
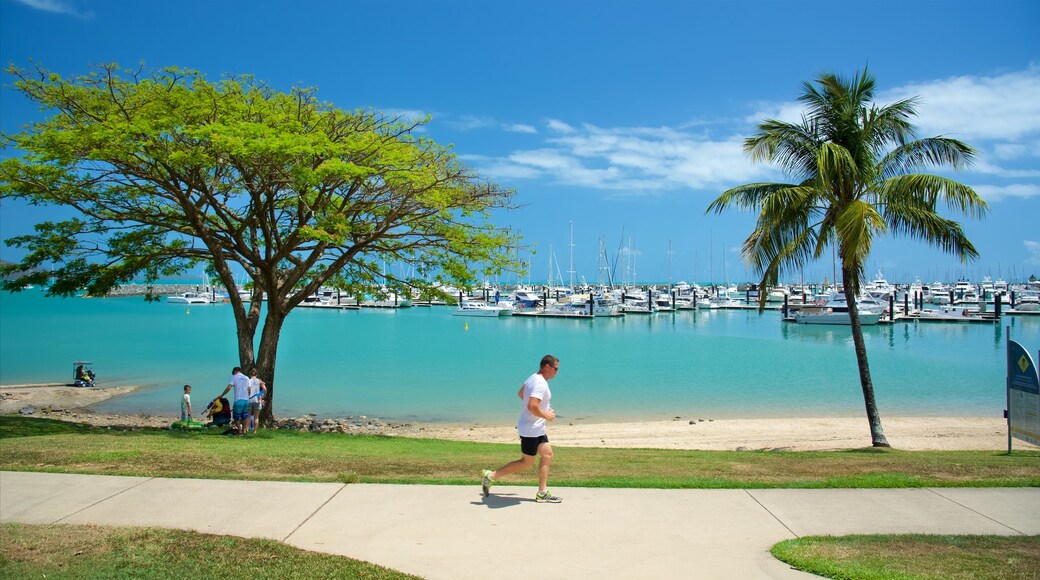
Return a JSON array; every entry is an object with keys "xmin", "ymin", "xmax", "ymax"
[
  {"xmin": 247, "ymin": 368, "xmax": 266, "ymax": 433},
  {"xmin": 482, "ymin": 355, "xmax": 562, "ymax": 503},
  {"xmin": 217, "ymin": 367, "xmax": 251, "ymax": 434}
]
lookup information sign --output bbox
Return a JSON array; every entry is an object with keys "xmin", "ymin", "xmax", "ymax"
[{"xmin": 1007, "ymin": 337, "xmax": 1040, "ymax": 447}]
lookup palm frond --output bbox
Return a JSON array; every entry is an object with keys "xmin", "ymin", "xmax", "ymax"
[
  {"xmin": 835, "ymin": 199, "xmax": 885, "ymax": 290},
  {"xmin": 879, "ymin": 137, "xmax": 976, "ymax": 178},
  {"xmin": 883, "ymin": 202, "xmax": 980, "ymax": 261},
  {"xmin": 707, "ymin": 182, "xmax": 795, "ymax": 214},
  {"xmin": 746, "ymin": 119, "xmax": 820, "ymax": 178},
  {"xmin": 880, "ymin": 174, "xmax": 988, "ymax": 219}
]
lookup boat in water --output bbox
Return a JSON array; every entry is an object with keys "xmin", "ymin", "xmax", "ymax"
[
  {"xmin": 166, "ymin": 292, "xmax": 211, "ymax": 304},
  {"xmin": 792, "ymin": 291, "xmax": 883, "ymax": 325},
  {"xmin": 452, "ymin": 300, "xmax": 504, "ymax": 317},
  {"xmin": 915, "ymin": 305, "xmax": 989, "ymax": 321}
]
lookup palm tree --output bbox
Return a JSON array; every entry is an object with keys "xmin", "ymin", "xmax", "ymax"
[{"xmin": 708, "ymin": 69, "xmax": 987, "ymax": 447}]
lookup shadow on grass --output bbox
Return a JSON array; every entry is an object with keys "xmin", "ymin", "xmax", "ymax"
[{"xmin": 0, "ymin": 415, "xmax": 94, "ymax": 439}]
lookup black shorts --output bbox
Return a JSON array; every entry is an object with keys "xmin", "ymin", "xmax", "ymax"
[{"xmin": 520, "ymin": 434, "xmax": 549, "ymax": 456}]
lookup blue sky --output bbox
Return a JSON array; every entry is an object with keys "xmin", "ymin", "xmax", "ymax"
[{"xmin": 1, "ymin": 0, "xmax": 1038, "ymax": 285}]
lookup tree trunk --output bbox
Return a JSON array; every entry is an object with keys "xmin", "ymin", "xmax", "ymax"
[
  {"xmin": 843, "ymin": 267, "xmax": 890, "ymax": 447},
  {"xmin": 256, "ymin": 306, "xmax": 285, "ymax": 428}
]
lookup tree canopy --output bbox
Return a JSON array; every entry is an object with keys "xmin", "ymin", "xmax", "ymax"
[
  {"xmin": 708, "ymin": 68, "xmax": 987, "ymax": 446},
  {"xmin": 1, "ymin": 63, "xmax": 518, "ymax": 422}
]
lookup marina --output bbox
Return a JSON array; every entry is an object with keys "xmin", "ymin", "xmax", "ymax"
[{"xmin": 1, "ymin": 284, "xmax": 1038, "ymax": 425}]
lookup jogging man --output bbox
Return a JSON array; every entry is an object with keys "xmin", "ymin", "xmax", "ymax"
[{"xmin": 481, "ymin": 354, "xmax": 562, "ymax": 503}]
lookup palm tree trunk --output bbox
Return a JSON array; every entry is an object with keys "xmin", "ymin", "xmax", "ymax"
[{"xmin": 843, "ymin": 267, "xmax": 890, "ymax": 447}]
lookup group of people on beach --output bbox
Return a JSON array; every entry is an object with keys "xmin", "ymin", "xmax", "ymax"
[{"xmin": 179, "ymin": 366, "xmax": 267, "ymax": 435}]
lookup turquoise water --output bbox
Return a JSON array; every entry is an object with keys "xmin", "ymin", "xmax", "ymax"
[{"xmin": 1, "ymin": 291, "xmax": 1037, "ymax": 423}]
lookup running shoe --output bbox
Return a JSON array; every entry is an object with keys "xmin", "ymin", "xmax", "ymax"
[
  {"xmin": 535, "ymin": 490, "xmax": 562, "ymax": 503},
  {"xmin": 481, "ymin": 469, "xmax": 493, "ymax": 497}
]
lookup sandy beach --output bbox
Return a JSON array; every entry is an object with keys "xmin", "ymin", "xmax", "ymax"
[{"xmin": 2, "ymin": 384, "xmax": 1035, "ymax": 451}]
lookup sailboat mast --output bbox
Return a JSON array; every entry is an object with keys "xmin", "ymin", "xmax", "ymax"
[{"xmin": 568, "ymin": 221, "xmax": 575, "ymax": 291}]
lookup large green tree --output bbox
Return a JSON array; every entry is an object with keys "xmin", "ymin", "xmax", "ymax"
[
  {"xmin": 1, "ymin": 63, "xmax": 517, "ymax": 424},
  {"xmin": 707, "ymin": 69, "xmax": 987, "ymax": 447}
]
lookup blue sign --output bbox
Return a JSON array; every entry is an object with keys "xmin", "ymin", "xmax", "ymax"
[{"xmin": 1007, "ymin": 338, "xmax": 1040, "ymax": 447}]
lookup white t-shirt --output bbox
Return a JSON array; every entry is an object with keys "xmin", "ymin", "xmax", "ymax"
[
  {"xmin": 248, "ymin": 377, "xmax": 261, "ymax": 399},
  {"xmin": 517, "ymin": 372, "xmax": 551, "ymax": 437},
  {"xmin": 229, "ymin": 372, "xmax": 250, "ymax": 402}
]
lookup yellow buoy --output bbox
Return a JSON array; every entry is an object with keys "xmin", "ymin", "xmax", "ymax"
[
  {"xmin": 186, "ymin": 308, "xmax": 191, "ymax": 315},
  {"xmin": 464, "ymin": 322, "xmax": 469, "ymax": 331}
]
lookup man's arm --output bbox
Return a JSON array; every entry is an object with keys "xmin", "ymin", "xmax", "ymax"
[
  {"xmin": 218, "ymin": 384, "xmax": 231, "ymax": 400},
  {"xmin": 527, "ymin": 396, "xmax": 555, "ymax": 421}
]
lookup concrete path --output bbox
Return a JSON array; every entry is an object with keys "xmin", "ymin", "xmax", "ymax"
[{"xmin": 2, "ymin": 471, "xmax": 1037, "ymax": 579}]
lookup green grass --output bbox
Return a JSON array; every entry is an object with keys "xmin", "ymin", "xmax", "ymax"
[
  {"xmin": 0, "ymin": 523, "xmax": 419, "ymax": 579},
  {"xmin": 1, "ymin": 416, "xmax": 1038, "ymax": 488},
  {"xmin": 772, "ymin": 535, "xmax": 1040, "ymax": 580}
]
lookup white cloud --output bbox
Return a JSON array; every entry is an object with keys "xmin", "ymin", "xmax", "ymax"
[
  {"xmin": 14, "ymin": 0, "xmax": 92, "ymax": 18},
  {"xmin": 992, "ymin": 142, "xmax": 1040, "ymax": 161},
  {"xmin": 443, "ymin": 115, "xmax": 495, "ymax": 131},
  {"xmin": 881, "ymin": 68, "xmax": 1040, "ymax": 142},
  {"xmin": 971, "ymin": 183, "xmax": 1040, "ymax": 202},
  {"xmin": 478, "ymin": 123, "xmax": 775, "ymax": 195},
  {"xmin": 472, "ymin": 67, "xmax": 1039, "ymax": 200},
  {"xmin": 546, "ymin": 119, "xmax": 576, "ymax": 134},
  {"xmin": 746, "ymin": 68, "xmax": 1040, "ymax": 143},
  {"xmin": 503, "ymin": 123, "xmax": 538, "ymax": 134}
]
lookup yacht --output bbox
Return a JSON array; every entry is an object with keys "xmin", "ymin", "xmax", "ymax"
[
  {"xmin": 511, "ymin": 287, "xmax": 543, "ymax": 313},
  {"xmin": 916, "ymin": 305, "xmax": 986, "ymax": 321},
  {"xmin": 1012, "ymin": 290, "xmax": 1040, "ymax": 312},
  {"xmin": 166, "ymin": 292, "xmax": 211, "ymax": 304},
  {"xmin": 792, "ymin": 291, "xmax": 883, "ymax": 325},
  {"xmin": 864, "ymin": 270, "xmax": 896, "ymax": 300},
  {"xmin": 547, "ymin": 294, "xmax": 623, "ymax": 317},
  {"xmin": 452, "ymin": 300, "xmax": 502, "ymax": 317}
]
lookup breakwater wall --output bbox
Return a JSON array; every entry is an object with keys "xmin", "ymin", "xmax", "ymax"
[{"xmin": 107, "ymin": 283, "xmax": 227, "ymax": 298}]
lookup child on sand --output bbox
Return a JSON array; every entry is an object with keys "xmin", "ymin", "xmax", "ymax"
[{"xmin": 180, "ymin": 385, "xmax": 193, "ymax": 421}]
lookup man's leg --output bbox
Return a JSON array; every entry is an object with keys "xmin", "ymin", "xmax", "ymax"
[
  {"xmin": 491, "ymin": 454, "xmax": 535, "ymax": 479},
  {"xmin": 536, "ymin": 442, "xmax": 553, "ymax": 491}
]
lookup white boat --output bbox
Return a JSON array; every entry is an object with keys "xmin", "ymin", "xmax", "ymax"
[
  {"xmin": 792, "ymin": 291, "xmax": 883, "ymax": 325},
  {"xmin": 653, "ymin": 292, "xmax": 676, "ymax": 312},
  {"xmin": 952, "ymin": 279, "xmax": 978, "ymax": 304},
  {"xmin": 362, "ymin": 289, "xmax": 414, "ymax": 308},
  {"xmin": 1012, "ymin": 291, "xmax": 1040, "ymax": 312},
  {"xmin": 793, "ymin": 307, "xmax": 881, "ymax": 325},
  {"xmin": 864, "ymin": 270, "xmax": 896, "ymax": 300},
  {"xmin": 766, "ymin": 287, "xmax": 789, "ymax": 303},
  {"xmin": 546, "ymin": 294, "xmax": 623, "ymax": 317},
  {"xmin": 916, "ymin": 305, "xmax": 986, "ymax": 321},
  {"xmin": 452, "ymin": 300, "xmax": 502, "ymax": 317},
  {"xmin": 493, "ymin": 299, "xmax": 515, "ymax": 316},
  {"xmin": 511, "ymin": 287, "xmax": 543, "ymax": 313},
  {"xmin": 697, "ymin": 296, "xmax": 744, "ymax": 309},
  {"xmin": 166, "ymin": 292, "xmax": 210, "ymax": 304},
  {"xmin": 621, "ymin": 294, "xmax": 656, "ymax": 313}
]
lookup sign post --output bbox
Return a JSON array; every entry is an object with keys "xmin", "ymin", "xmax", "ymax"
[{"xmin": 1006, "ymin": 327, "xmax": 1040, "ymax": 452}]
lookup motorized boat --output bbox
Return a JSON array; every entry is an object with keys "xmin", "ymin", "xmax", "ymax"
[
  {"xmin": 452, "ymin": 300, "xmax": 503, "ymax": 317},
  {"xmin": 792, "ymin": 291, "xmax": 883, "ymax": 325},
  {"xmin": 166, "ymin": 292, "xmax": 211, "ymax": 304},
  {"xmin": 915, "ymin": 305, "xmax": 987, "ymax": 321},
  {"xmin": 546, "ymin": 294, "xmax": 623, "ymax": 317}
]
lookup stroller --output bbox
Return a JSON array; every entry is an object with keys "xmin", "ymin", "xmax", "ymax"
[
  {"xmin": 203, "ymin": 396, "xmax": 232, "ymax": 428},
  {"xmin": 73, "ymin": 362, "xmax": 96, "ymax": 388}
]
